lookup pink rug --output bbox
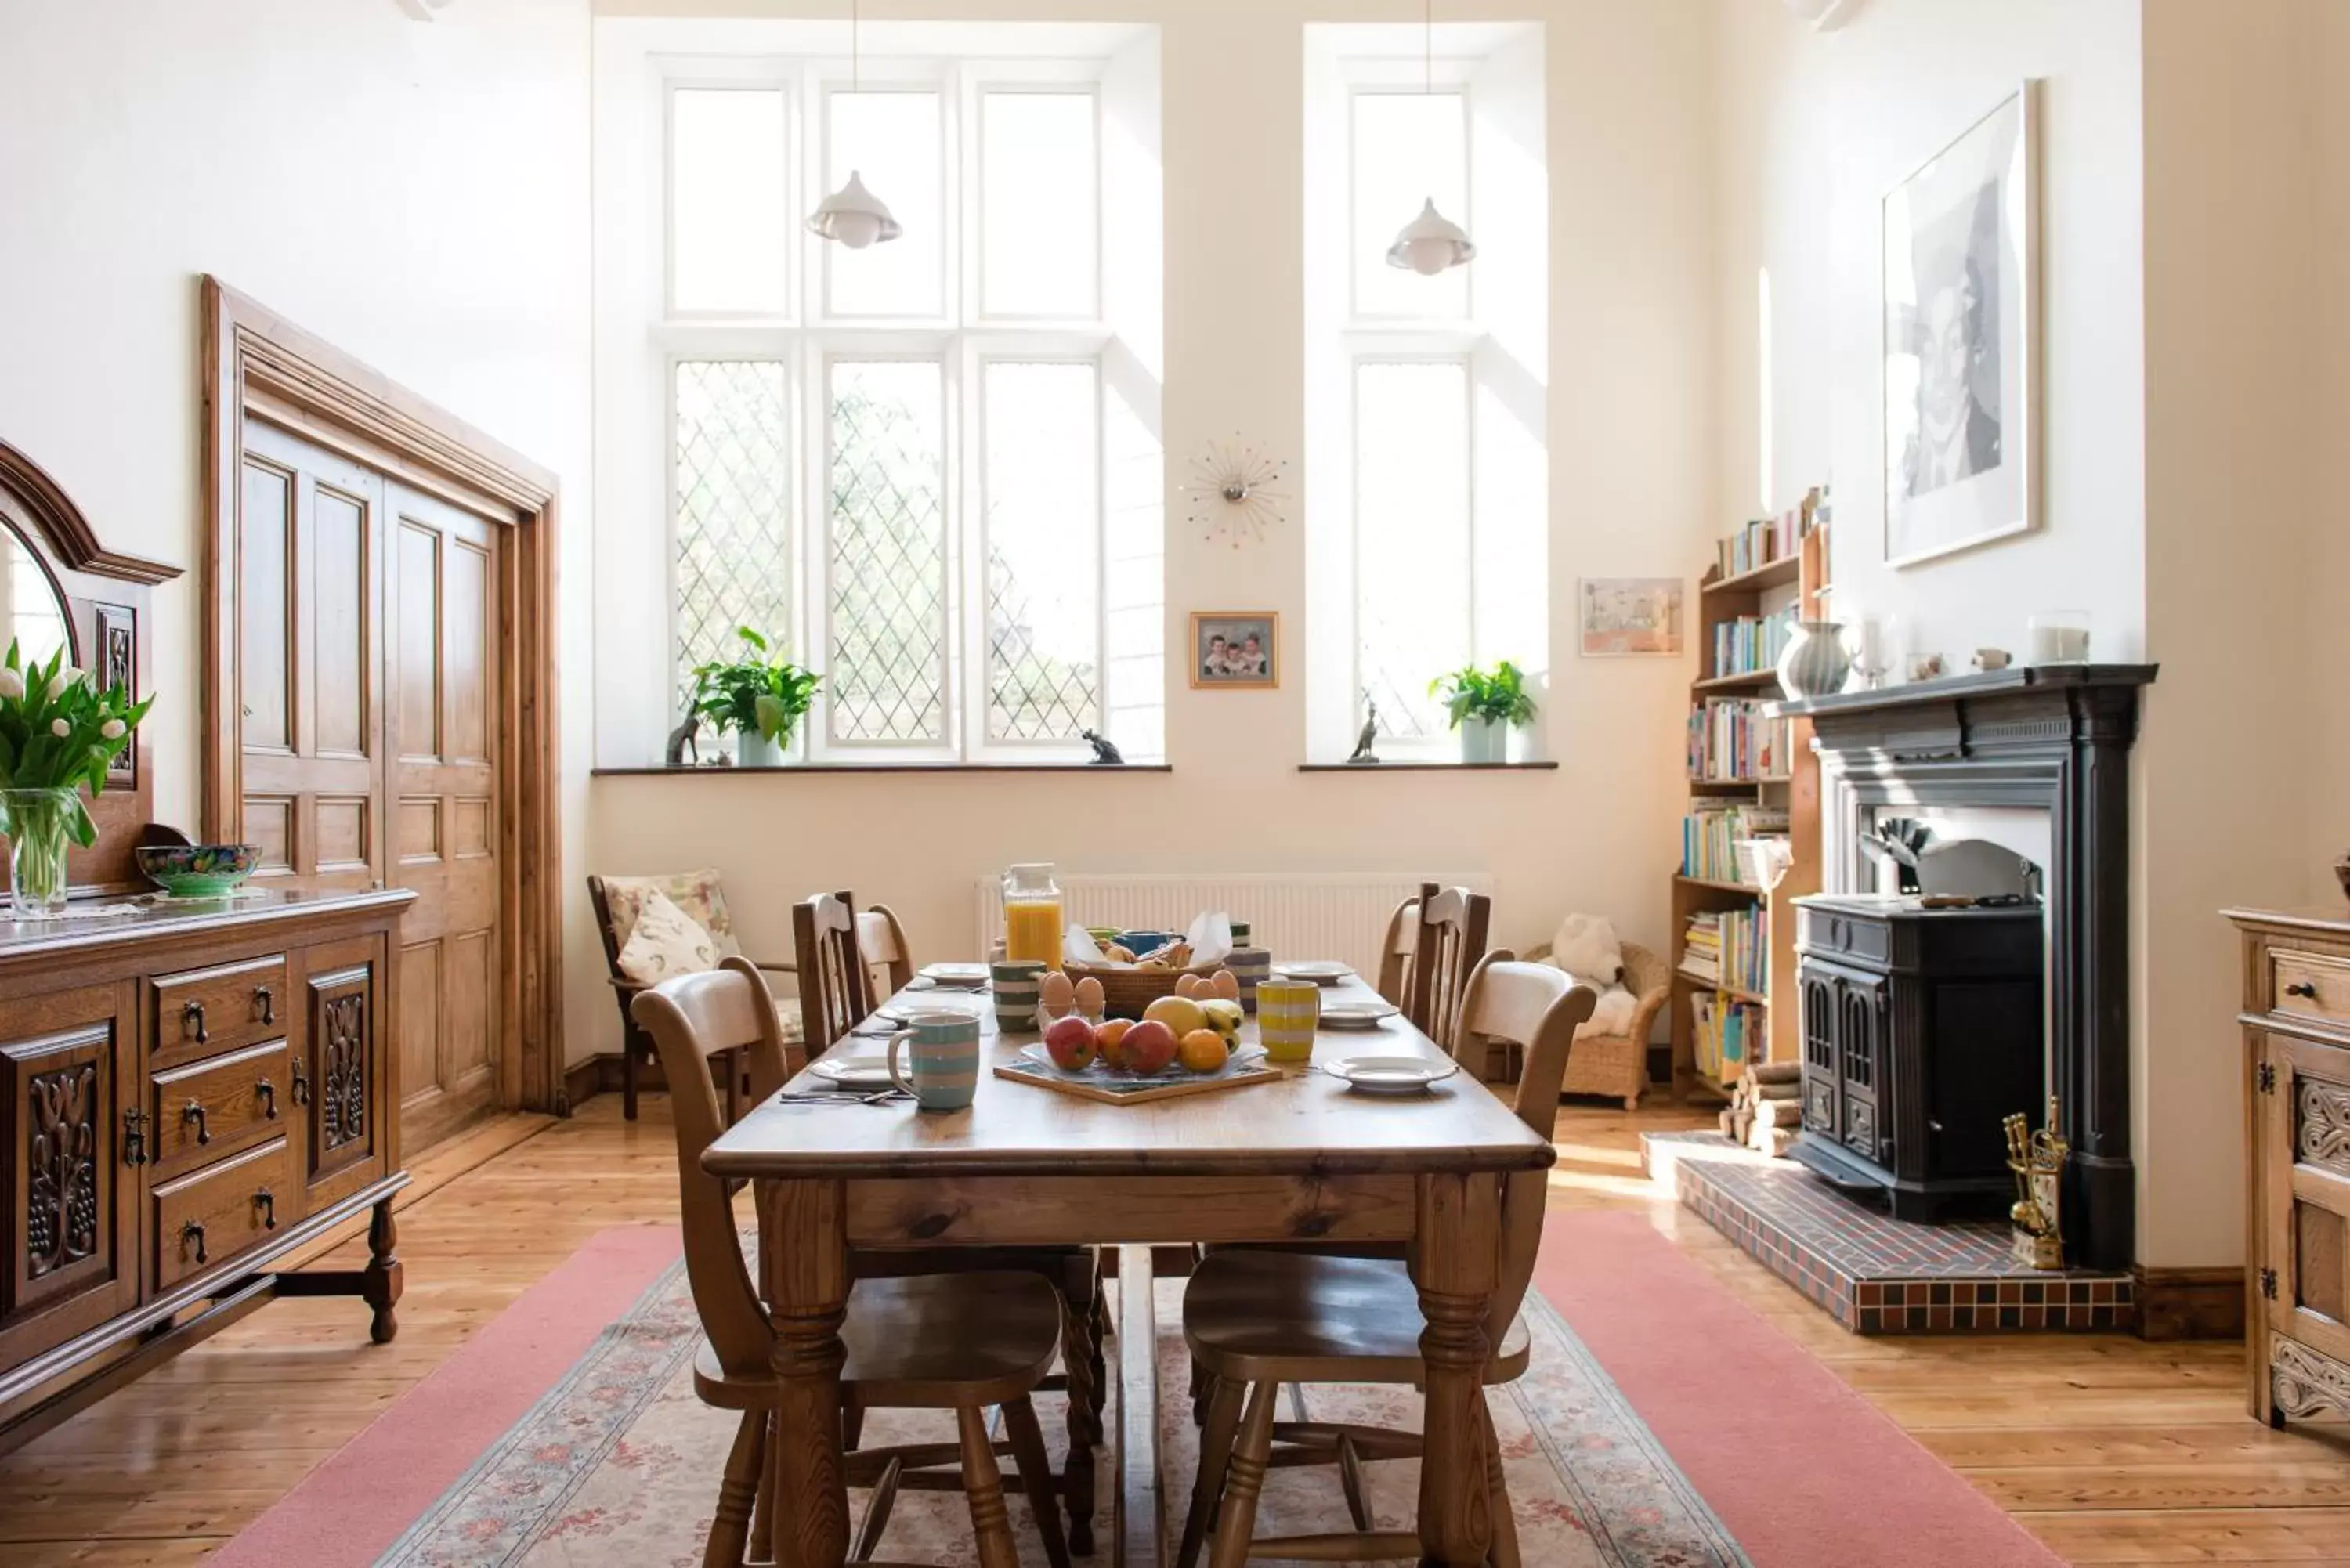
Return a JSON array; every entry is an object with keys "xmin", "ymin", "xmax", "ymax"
[{"xmin": 1537, "ymin": 1209, "xmax": 2066, "ymax": 1568}]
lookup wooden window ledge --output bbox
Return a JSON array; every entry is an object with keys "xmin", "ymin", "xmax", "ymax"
[
  {"xmin": 1296, "ymin": 761, "xmax": 1559, "ymax": 773},
  {"xmin": 592, "ymin": 763, "xmax": 1173, "ymax": 777}
]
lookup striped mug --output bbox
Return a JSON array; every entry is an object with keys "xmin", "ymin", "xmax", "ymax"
[
  {"xmin": 887, "ymin": 1009, "xmax": 982, "ymax": 1112},
  {"xmin": 1256, "ymin": 977, "xmax": 1321, "ymax": 1064},
  {"xmin": 991, "ymin": 959, "xmax": 1047, "ymax": 1032}
]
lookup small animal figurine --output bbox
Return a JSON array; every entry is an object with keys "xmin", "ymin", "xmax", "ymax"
[
  {"xmin": 1347, "ymin": 695, "xmax": 1382, "ymax": 764},
  {"xmin": 664, "ymin": 715, "xmax": 700, "ymax": 768},
  {"xmin": 1080, "ymin": 727, "xmax": 1124, "ymax": 765}
]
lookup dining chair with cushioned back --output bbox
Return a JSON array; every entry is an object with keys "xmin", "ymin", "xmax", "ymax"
[
  {"xmin": 1175, "ymin": 955, "xmax": 1596, "ymax": 1568},
  {"xmin": 632, "ymin": 959, "xmax": 1072, "ymax": 1568}
]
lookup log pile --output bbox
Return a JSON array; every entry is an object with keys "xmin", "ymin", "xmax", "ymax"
[{"xmin": 1718, "ymin": 1060, "xmax": 1802, "ymax": 1158}]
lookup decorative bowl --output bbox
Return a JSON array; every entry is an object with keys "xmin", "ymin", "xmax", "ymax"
[{"xmin": 136, "ymin": 844, "xmax": 261, "ymax": 898}]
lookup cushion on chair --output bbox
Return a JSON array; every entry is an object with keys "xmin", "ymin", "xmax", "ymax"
[
  {"xmin": 616, "ymin": 890, "xmax": 721, "ymax": 984},
  {"xmin": 600, "ymin": 870, "xmax": 744, "ymax": 959}
]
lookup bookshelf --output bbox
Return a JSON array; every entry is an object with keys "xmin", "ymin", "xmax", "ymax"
[{"xmin": 1671, "ymin": 490, "xmax": 1830, "ymax": 1100}]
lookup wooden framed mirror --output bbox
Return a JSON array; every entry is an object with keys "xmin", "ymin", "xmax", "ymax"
[{"xmin": 0, "ymin": 439, "xmax": 180, "ymax": 894}]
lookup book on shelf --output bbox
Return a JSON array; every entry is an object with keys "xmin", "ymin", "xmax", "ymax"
[
  {"xmin": 1687, "ymin": 698, "xmax": 1794, "ymax": 782},
  {"xmin": 1714, "ymin": 503, "xmax": 1811, "ymax": 582},
  {"xmin": 1682, "ymin": 801, "xmax": 1790, "ymax": 883},
  {"xmin": 1711, "ymin": 604, "xmax": 1798, "ymax": 680},
  {"xmin": 1690, "ymin": 991, "xmax": 1766, "ymax": 1085},
  {"xmin": 1682, "ymin": 905, "xmax": 1769, "ymax": 995}
]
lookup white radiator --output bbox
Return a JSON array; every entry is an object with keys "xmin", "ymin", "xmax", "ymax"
[{"xmin": 974, "ymin": 873, "xmax": 1491, "ymax": 980}]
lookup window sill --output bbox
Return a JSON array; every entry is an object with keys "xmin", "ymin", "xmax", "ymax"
[
  {"xmin": 592, "ymin": 763, "xmax": 1173, "ymax": 777},
  {"xmin": 1296, "ymin": 761, "xmax": 1559, "ymax": 773}
]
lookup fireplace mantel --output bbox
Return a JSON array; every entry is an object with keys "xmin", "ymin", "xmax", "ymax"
[{"xmin": 1771, "ymin": 663, "xmax": 2158, "ymax": 1270}]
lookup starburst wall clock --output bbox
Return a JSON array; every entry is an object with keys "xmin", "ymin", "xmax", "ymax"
[{"xmin": 1182, "ymin": 435, "xmax": 1290, "ymax": 549}]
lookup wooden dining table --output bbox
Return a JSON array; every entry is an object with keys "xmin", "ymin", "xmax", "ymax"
[{"xmin": 702, "ymin": 967, "xmax": 1556, "ymax": 1568}]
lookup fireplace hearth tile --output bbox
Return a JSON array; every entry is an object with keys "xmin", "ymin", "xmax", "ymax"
[{"xmin": 1642, "ymin": 1130, "xmax": 2136, "ymax": 1334}]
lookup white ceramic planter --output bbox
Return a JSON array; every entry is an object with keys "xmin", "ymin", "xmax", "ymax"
[
  {"xmin": 736, "ymin": 730, "xmax": 783, "ymax": 768},
  {"xmin": 1460, "ymin": 717, "xmax": 1506, "ymax": 764}
]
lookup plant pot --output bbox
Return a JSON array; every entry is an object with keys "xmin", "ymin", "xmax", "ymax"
[
  {"xmin": 2, "ymin": 787, "xmax": 78, "ymax": 919},
  {"xmin": 736, "ymin": 730, "xmax": 783, "ymax": 768},
  {"xmin": 1460, "ymin": 717, "xmax": 1506, "ymax": 764},
  {"xmin": 1775, "ymin": 620, "xmax": 1852, "ymax": 700}
]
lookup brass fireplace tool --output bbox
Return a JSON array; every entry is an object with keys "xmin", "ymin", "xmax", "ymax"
[{"xmin": 2005, "ymin": 1096, "xmax": 2070, "ymax": 1270}]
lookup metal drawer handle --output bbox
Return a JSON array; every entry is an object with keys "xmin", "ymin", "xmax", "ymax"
[
  {"xmin": 184, "ymin": 1100, "xmax": 210, "ymax": 1146},
  {"xmin": 183, "ymin": 1001, "xmax": 209, "ymax": 1046},
  {"xmin": 183, "ymin": 1220, "xmax": 208, "ymax": 1266},
  {"xmin": 291, "ymin": 1057, "xmax": 311, "ymax": 1106},
  {"xmin": 255, "ymin": 985, "xmax": 277, "ymax": 1026},
  {"xmin": 255, "ymin": 1078, "xmax": 278, "ymax": 1119},
  {"xmin": 122, "ymin": 1108, "xmax": 147, "ymax": 1168},
  {"xmin": 255, "ymin": 1188, "xmax": 277, "ymax": 1230},
  {"xmin": 2286, "ymin": 981, "xmax": 2320, "ymax": 1000}
]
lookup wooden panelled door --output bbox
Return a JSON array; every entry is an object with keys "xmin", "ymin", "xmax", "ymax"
[{"xmin": 237, "ymin": 421, "xmax": 508, "ymax": 1151}]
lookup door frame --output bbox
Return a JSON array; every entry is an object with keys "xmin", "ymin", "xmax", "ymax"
[{"xmin": 198, "ymin": 277, "xmax": 564, "ymax": 1117}]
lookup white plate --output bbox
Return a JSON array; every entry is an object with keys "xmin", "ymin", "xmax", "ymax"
[
  {"xmin": 1274, "ymin": 961, "xmax": 1354, "ymax": 984},
  {"xmin": 808, "ymin": 1056, "xmax": 897, "ymax": 1090},
  {"xmin": 1321, "ymin": 1055, "xmax": 1458, "ymax": 1094},
  {"xmin": 874, "ymin": 998, "xmax": 982, "ymax": 1025},
  {"xmin": 919, "ymin": 963, "xmax": 991, "ymax": 988},
  {"xmin": 1319, "ymin": 999, "xmax": 1398, "ymax": 1029}
]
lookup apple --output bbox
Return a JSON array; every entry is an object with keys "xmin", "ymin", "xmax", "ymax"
[
  {"xmin": 1120, "ymin": 1018, "xmax": 1178, "ymax": 1075},
  {"xmin": 1044, "ymin": 1013, "xmax": 1098, "ymax": 1070}
]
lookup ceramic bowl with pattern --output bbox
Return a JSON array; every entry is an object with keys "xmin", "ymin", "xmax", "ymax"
[{"xmin": 136, "ymin": 844, "xmax": 262, "ymax": 898}]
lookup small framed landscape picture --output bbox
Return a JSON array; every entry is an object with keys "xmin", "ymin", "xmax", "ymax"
[
  {"xmin": 1189, "ymin": 611, "xmax": 1278, "ymax": 688},
  {"xmin": 1578, "ymin": 577, "xmax": 1685, "ymax": 657}
]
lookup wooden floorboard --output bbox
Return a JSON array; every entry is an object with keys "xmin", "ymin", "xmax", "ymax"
[{"xmin": 0, "ymin": 1093, "xmax": 2342, "ymax": 1563}]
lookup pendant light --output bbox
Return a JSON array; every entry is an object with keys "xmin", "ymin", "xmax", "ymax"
[
  {"xmin": 806, "ymin": 0, "xmax": 902, "ymax": 249},
  {"xmin": 1385, "ymin": 0, "xmax": 1474, "ymax": 276}
]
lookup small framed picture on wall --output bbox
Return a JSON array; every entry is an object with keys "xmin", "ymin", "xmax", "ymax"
[
  {"xmin": 1189, "ymin": 612, "xmax": 1278, "ymax": 688},
  {"xmin": 1578, "ymin": 577, "xmax": 1686, "ymax": 656}
]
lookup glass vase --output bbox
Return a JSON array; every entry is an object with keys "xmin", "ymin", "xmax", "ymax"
[{"xmin": 2, "ymin": 787, "xmax": 78, "ymax": 919}]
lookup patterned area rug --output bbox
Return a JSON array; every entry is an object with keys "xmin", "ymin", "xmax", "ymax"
[{"xmin": 373, "ymin": 1254, "xmax": 1745, "ymax": 1568}]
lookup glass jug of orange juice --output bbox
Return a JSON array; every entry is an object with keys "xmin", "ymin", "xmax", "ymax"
[{"xmin": 1002, "ymin": 863, "xmax": 1065, "ymax": 972}]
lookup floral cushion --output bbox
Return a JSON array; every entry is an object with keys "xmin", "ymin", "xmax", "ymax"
[
  {"xmin": 615, "ymin": 891, "xmax": 720, "ymax": 985},
  {"xmin": 600, "ymin": 870, "xmax": 743, "ymax": 960}
]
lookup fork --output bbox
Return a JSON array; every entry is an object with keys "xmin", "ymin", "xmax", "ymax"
[{"xmin": 776, "ymin": 1087, "xmax": 907, "ymax": 1106}]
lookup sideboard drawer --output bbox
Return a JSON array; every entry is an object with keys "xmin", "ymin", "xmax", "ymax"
[
  {"xmin": 2273, "ymin": 949, "xmax": 2350, "ymax": 1034},
  {"xmin": 149, "ymin": 1039, "xmax": 291, "ymax": 1180},
  {"xmin": 152, "ymin": 1137, "xmax": 291, "ymax": 1292},
  {"xmin": 1796, "ymin": 906, "xmax": 1891, "ymax": 967},
  {"xmin": 151, "ymin": 956, "xmax": 289, "ymax": 1071}
]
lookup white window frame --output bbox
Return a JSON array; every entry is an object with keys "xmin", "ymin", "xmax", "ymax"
[
  {"xmin": 656, "ymin": 54, "xmax": 1125, "ymax": 765},
  {"xmin": 1343, "ymin": 57, "xmax": 1479, "ymax": 330}
]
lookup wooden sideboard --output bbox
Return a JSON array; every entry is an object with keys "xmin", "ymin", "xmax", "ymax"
[
  {"xmin": 2232, "ymin": 905, "xmax": 2350, "ymax": 1426},
  {"xmin": 0, "ymin": 887, "xmax": 412, "ymax": 1451}
]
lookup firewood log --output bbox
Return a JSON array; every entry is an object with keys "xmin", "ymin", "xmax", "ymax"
[
  {"xmin": 1748, "ymin": 1076, "xmax": 1800, "ymax": 1103},
  {"xmin": 1752, "ymin": 1097, "xmax": 1803, "ymax": 1129},
  {"xmin": 1750, "ymin": 1125, "xmax": 1798, "ymax": 1158},
  {"xmin": 1749, "ymin": 1061, "xmax": 1802, "ymax": 1086}
]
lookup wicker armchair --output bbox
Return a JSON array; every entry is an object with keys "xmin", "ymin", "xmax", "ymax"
[{"xmin": 1518, "ymin": 938, "xmax": 1672, "ymax": 1110}]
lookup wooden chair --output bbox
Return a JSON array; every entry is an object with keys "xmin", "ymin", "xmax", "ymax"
[
  {"xmin": 859, "ymin": 903, "xmax": 916, "ymax": 1000},
  {"xmin": 589, "ymin": 872, "xmax": 796, "ymax": 1120},
  {"xmin": 1174, "ymin": 957, "xmax": 1597, "ymax": 1568},
  {"xmin": 632, "ymin": 959, "xmax": 1072, "ymax": 1568},
  {"xmin": 1375, "ymin": 883, "xmax": 1494, "ymax": 1057},
  {"xmin": 794, "ymin": 890, "xmax": 876, "ymax": 1055}
]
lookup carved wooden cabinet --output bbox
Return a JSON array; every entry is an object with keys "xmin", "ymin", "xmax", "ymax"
[
  {"xmin": 2233, "ymin": 906, "xmax": 2350, "ymax": 1426},
  {"xmin": 0, "ymin": 890, "xmax": 412, "ymax": 1450}
]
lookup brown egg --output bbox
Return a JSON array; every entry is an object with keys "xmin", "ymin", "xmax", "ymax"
[
  {"xmin": 1039, "ymin": 970, "xmax": 1076, "ymax": 1017},
  {"xmin": 1176, "ymin": 973, "xmax": 1206, "ymax": 999},
  {"xmin": 1073, "ymin": 976, "xmax": 1105, "ymax": 1015},
  {"xmin": 1209, "ymin": 968, "xmax": 1242, "ymax": 1003}
]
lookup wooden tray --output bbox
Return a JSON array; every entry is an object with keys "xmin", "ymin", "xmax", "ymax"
[{"xmin": 993, "ymin": 1060, "xmax": 1282, "ymax": 1104}]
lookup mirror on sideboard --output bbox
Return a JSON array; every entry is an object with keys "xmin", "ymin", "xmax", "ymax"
[{"xmin": 0, "ymin": 520, "xmax": 70, "ymax": 669}]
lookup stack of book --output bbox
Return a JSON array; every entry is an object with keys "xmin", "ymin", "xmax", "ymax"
[
  {"xmin": 1710, "ymin": 605, "xmax": 1799, "ymax": 680},
  {"xmin": 1713, "ymin": 506, "xmax": 1807, "ymax": 580},
  {"xmin": 1690, "ymin": 992, "xmax": 1766, "ymax": 1084},
  {"xmin": 1682, "ymin": 905, "xmax": 1769, "ymax": 994},
  {"xmin": 1687, "ymin": 699, "xmax": 1792, "ymax": 782},
  {"xmin": 1682, "ymin": 800, "xmax": 1790, "ymax": 883}
]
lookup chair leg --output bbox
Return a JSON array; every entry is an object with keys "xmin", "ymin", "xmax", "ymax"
[
  {"xmin": 705, "ymin": 1409, "xmax": 764, "ymax": 1568},
  {"xmin": 1058, "ymin": 1262, "xmax": 1101, "ymax": 1555},
  {"xmin": 623, "ymin": 1028, "xmax": 641, "ymax": 1121},
  {"xmin": 1005, "ymin": 1395, "xmax": 1074, "ymax": 1568},
  {"xmin": 1480, "ymin": 1398, "xmax": 1520, "ymax": 1568},
  {"xmin": 749, "ymin": 1413, "xmax": 776, "ymax": 1565},
  {"xmin": 958, "ymin": 1404, "xmax": 1021, "ymax": 1568},
  {"xmin": 842, "ymin": 1398, "xmax": 866, "ymax": 1452},
  {"xmin": 1206, "ymin": 1382, "xmax": 1278, "ymax": 1568},
  {"xmin": 1177, "ymin": 1373, "xmax": 1246, "ymax": 1568}
]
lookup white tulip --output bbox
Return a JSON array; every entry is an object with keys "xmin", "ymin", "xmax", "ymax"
[
  {"xmin": 100, "ymin": 718, "xmax": 126, "ymax": 739},
  {"xmin": 49, "ymin": 718, "xmax": 70, "ymax": 738},
  {"xmin": 0, "ymin": 668, "xmax": 21, "ymax": 700},
  {"xmin": 45, "ymin": 667, "xmax": 81, "ymax": 701}
]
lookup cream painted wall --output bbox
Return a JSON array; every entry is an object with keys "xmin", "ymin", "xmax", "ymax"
[
  {"xmin": 0, "ymin": 0, "xmax": 600, "ymax": 1082},
  {"xmin": 582, "ymin": 0, "xmax": 1721, "ymax": 1064}
]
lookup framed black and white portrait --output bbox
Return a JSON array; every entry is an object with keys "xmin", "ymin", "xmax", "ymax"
[{"xmin": 1883, "ymin": 82, "xmax": 2040, "ymax": 568}]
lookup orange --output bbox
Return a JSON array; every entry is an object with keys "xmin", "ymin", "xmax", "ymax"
[
  {"xmin": 1093, "ymin": 1017, "xmax": 1133, "ymax": 1070},
  {"xmin": 1178, "ymin": 1028, "xmax": 1230, "ymax": 1073}
]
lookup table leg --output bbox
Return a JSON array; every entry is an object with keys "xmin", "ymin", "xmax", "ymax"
[
  {"xmin": 1411, "ymin": 1172, "xmax": 1499, "ymax": 1568},
  {"xmin": 763, "ymin": 1178, "xmax": 853, "ymax": 1568}
]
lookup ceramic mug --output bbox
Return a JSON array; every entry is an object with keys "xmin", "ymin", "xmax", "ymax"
[
  {"xmin": 1224, "ymin": 947, "xmax": 1273, "ymax": 1013},
  {"xmin": 1256, "ymin": 977, "xmax": 1321, "ymax": 1064},
  {"xmin": 990, "ymin": 959, "xmax": 1047, "ymax": 1032},
  {"xmin": 887, "ymin": 1009, "xmax": 982, "ymax": 1112}
]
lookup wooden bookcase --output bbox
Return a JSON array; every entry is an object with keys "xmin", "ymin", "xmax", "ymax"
[{"xmin": 1669, "ymin": 498, "xmax": 1830, "ymax": 1100}]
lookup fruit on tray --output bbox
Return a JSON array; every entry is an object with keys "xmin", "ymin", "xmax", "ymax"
[
  {"xmin": 1044, "ymin": 1014, "xmax": 1098, "ymax": 1070},
  {"xmin": 1141, "ymin": 995, "xmax": 1206, "ymax": 1039},
  {"xmin": 1198, "ymin": 999, "xmax": 1244, "ymax": 1042},
  {"xmin": 1178, "ymin": 1029, "xmax": 1230, "ymax": 1073},
  {"xmin": 1093, "ymin": 1017, "xmax": 1133, "ymax": 1069},
  {"xmin": 1120, "ymin": 1018, "xmax": 1179, "ymax": 1075}
]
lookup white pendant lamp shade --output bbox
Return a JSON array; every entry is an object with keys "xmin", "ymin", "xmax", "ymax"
[
  {"xmin": 1386, "ymin": 197, "xmax": 1475, "ymax": 276},
  {"xmin": 806, "ymin": 169, "xmax": 901, "ymax": 249}
]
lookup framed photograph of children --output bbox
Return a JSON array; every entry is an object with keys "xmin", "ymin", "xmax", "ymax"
[
  {"xmin": 1189, "ymin": 612, "xmax": 1278, "ymax": 688},
  {"xmin": 1578, "ymin": 577, "xmax": 1686, "ymax": 656}
]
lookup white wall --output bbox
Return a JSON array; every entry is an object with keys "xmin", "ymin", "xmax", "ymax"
[
  {"xmin": 582, "ymin": 0, "xmax": 1720, "ymax": 1064},
  {"xmin": 0, "ymin": 0, "xmax": 599, "ymax": 1071}
]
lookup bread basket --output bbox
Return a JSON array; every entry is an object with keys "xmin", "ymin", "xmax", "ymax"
[{"xmin": 1064, "ymin": 956, "xmax": 1224, "ymax": 1019}]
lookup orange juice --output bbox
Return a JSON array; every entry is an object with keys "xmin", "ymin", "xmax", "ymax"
[{"xmin": 1003, "ymin": 897, "xmax": 1065, "ymax": 971}]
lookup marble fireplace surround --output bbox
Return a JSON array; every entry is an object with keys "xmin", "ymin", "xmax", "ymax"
[{"xmin": 1774, "ymin": 664, "xmax": 2158, "ymax": 1273}]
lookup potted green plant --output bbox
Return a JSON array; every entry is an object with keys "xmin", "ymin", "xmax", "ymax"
[
  {"xmin": 688, "ymin": 627, "xmax": 821, "ymax": 768},
  {"xmin": 0, "ymin": 640, "xmax": 153, "ymax": 916},
  {"xmin": 1429, "ymin": 660, "xmax": 1537, "ymax": 764}
]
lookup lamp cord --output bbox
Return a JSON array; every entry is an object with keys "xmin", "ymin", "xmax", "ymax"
[
  {"xmin": 852, "ymin": 0, "xmax": 860, "ymax": 92},
  {"xmin": 1424, "ymin": 0, "xmax": 1433, "ymax": 95}
]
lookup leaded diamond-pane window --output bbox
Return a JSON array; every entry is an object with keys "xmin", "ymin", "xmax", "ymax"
[
  {"xmin": 1356, "ymin": 360, "xmax": 1472, "ymax": 742},
  {"xmin": 983, "ymin": 362, "xmax": 1100, "ymax": 741},
  {"xmin": 829, "ymin": 360, "xmax": 947, "ymax": 742},
  {"xmin": 674, "ymin": 360, "xmax": 793, "ymax": 706}
]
